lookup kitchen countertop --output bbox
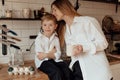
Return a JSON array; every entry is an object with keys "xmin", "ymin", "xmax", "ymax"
[
  {"xmin": 0, "ymin": 61, "xmax": 49, "ymax": 80},
  {"xmin": 107, "ymin": 54, "xmax": 120, "ymax": 65}
]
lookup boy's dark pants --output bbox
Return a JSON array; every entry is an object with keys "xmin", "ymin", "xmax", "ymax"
[{"xmin": 38, "ymin": 59, "xmax": 73, "ymax": 80}]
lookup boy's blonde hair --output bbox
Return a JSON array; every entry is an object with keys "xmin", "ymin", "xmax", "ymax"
[{"xmin": 41, "ymin": 13, "xmax": 57, "ymax": 24}]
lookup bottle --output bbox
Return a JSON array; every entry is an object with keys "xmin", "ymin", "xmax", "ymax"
[
  {"xmin": 22, "ymin": 8, "xmax": 31, "ymax": 18},
  {"xmin": 1, "ymin": 0, "xmax": 5, "ymax": 17},
  {"xmin": 1, "ymin": 5, "xmax": 6, "ymax": 18}
]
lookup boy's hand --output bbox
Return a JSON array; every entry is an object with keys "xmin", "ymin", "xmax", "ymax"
[{"xmin": 37, "ymin": 52, "xmax": 47, "ymax": 60}]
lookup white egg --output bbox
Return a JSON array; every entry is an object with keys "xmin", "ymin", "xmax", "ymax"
[
  {"xmin": 13, "ymin": 67, "xmax": 18, "ymax": 75},
  {"xmin": 24, "ymin": 67, "xmax": 29, "ymax": 75},
  {"xmin": 19, "ymin": 67, "xmax": 24, "ymax": 75}
]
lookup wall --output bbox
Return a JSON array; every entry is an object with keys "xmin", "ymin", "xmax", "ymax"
[
  {"xmin": 0, "ymin": 0, "xmax": 120, "ymax": 64},
  {"xmin": 77, "ymin": 1, "xmax": 120, "ymax": 24}
]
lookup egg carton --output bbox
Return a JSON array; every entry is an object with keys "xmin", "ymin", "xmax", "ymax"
[{"xmin": 8, "ymin": 66, "xmax": 35, "ymax": 75}]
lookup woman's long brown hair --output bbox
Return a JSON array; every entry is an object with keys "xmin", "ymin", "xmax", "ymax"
[
  {"xmin": 56, "ymin": 20, "xmax": 66, "ymax": 48},
  {"xmin": 51, "ymin": 0, "xmax": 80, "ymax": 48}
]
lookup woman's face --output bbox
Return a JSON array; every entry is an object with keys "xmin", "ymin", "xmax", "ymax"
[
  {"xmin": 42, "ymin": 20, "xmax": 57, "ymax": 37},
  {"xmin": 51, "ymin": 5, "xmax": 64, "ymax": 21}
]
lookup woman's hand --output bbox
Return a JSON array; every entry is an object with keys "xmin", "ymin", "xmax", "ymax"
[
  {"xmin": 72, "ymin": 45, "xmax": 83, "ymax": 56},
  {"xmin": 37, "ymin": 52, "xmax": 47, "ymax": 60}
]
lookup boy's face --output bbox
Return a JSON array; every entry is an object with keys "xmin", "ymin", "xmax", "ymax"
[{"xmin": 42, "ymin": 20, "xmax": 57, "ymax": 36}]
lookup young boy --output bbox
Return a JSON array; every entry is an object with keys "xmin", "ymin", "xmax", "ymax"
[{"xmin": 35, "ymin": 13, "xmax": 73, "ymax": 80}]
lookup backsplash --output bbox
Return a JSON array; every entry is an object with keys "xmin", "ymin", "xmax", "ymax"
[{"xmin": 0, "ymin": 0, "xmax": 120, "ymax": 64}]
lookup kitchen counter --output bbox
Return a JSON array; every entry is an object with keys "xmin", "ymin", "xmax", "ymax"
[
  {"xmin": 0, "ymin": 61, "xmax": 49, "ymax": 80},
  {"xmin": 107, "ymin": 54, "xmax": 120, "ymax": 65}
]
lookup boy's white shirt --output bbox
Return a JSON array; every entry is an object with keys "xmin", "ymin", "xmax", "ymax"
[
  {"xmin": 65, "ymin": 16, "xmax": 112, "ymax": 80},
  {"xmin": 35, "ymin": 32, "xmax": 62, "ymax": 68}
]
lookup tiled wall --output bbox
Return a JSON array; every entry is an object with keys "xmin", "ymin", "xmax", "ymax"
[
  {"xmin": 0, "ymin": 0, "xmax": 120, "ymax": 64},
  {"xmin": 78, "ymin": 1, "xmax": 120, "ymax": 24}
]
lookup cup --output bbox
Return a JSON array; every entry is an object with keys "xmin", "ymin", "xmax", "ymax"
[
  {"xmin": 66, "ymin": 45, "xmax": 74, "ymax": 56},
  {"xmin": 22, "ymin": 8, "xmax": 31, "ymax": 18},
  {"xmin": 5, "ymin": 10, "xmax": 12, "ymax": 18}
]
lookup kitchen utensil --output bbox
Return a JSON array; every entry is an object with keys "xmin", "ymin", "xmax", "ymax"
[
  {"xmin": 0, "ymin": 25, "xmax": 17, "ymax": 35},
  {"xmin": 2, "ymin": 24, "xmax": 7, "ymax": 55},
  {"xmin": 0, "ymin": 33, "xmax": 21, "ymax": 41},
  {"xmin": 0, "ymin": 39, "xmax": 15, "ymax": 45},
  {"xmin": 0, "ymin": 38, "xmax": 16, "ymax": 44},
  {"xmin": 0, "ymin": 39, "xmax": 20, "ymax": 49}
]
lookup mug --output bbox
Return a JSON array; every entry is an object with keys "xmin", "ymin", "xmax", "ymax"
[
  {"xmin": 6, "ymin": 10, "xmax": 12, "ymax": 18},
  {"xmin": 22, "ymin": 8, "xmax": 30, "ymax": 18}
]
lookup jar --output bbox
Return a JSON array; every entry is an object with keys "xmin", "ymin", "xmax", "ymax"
[
  {"xmin": 22, "ymin": 8, "xmax": 31, "ymax": 18},
  {"xmin": 6, "ymin": 10, "xmax": 12, "ymax": 18}
]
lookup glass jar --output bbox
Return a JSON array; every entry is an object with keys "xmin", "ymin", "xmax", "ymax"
[
  {"xmin": 9, "ymin": 48, "xmax": 24, "ymax": 66},
  {"xmin": 5, "ymin": 10, "xmax": 12, "ymax": 18}
]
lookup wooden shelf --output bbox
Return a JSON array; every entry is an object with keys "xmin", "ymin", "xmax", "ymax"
[
  {"xmin": 0, "ymin": 18, "xmax": 41, "ymax": 21},
  {"xmin": 84, "ymin": 0, "xmax": 117, "ymax": 4}
]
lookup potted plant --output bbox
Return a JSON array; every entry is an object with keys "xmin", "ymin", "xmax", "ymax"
[
  {"xmin": 29, "ymin": 66, "xmax": 35, "ymax": 75},
  {"xmin": 8, "ymin": 67, "xmax": 13, "ymax": 75}
]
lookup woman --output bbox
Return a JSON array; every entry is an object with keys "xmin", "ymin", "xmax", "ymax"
[{"xmin": 51, "ymin": 0, "xmax": 113, "ymax": 80}]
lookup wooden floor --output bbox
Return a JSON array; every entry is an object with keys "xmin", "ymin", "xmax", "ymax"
[{"xmin": 0, "ymin": 61, "xmax": 49, "ymax": 80}]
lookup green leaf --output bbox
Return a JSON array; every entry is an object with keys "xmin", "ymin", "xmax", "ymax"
[
  {"xmin": 29, "ymin": 66, "xmax": 35, "ymax": 71},
  {"xmin": 8, "ymin": 67, "xmax": 13, "ymax": 72}
]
